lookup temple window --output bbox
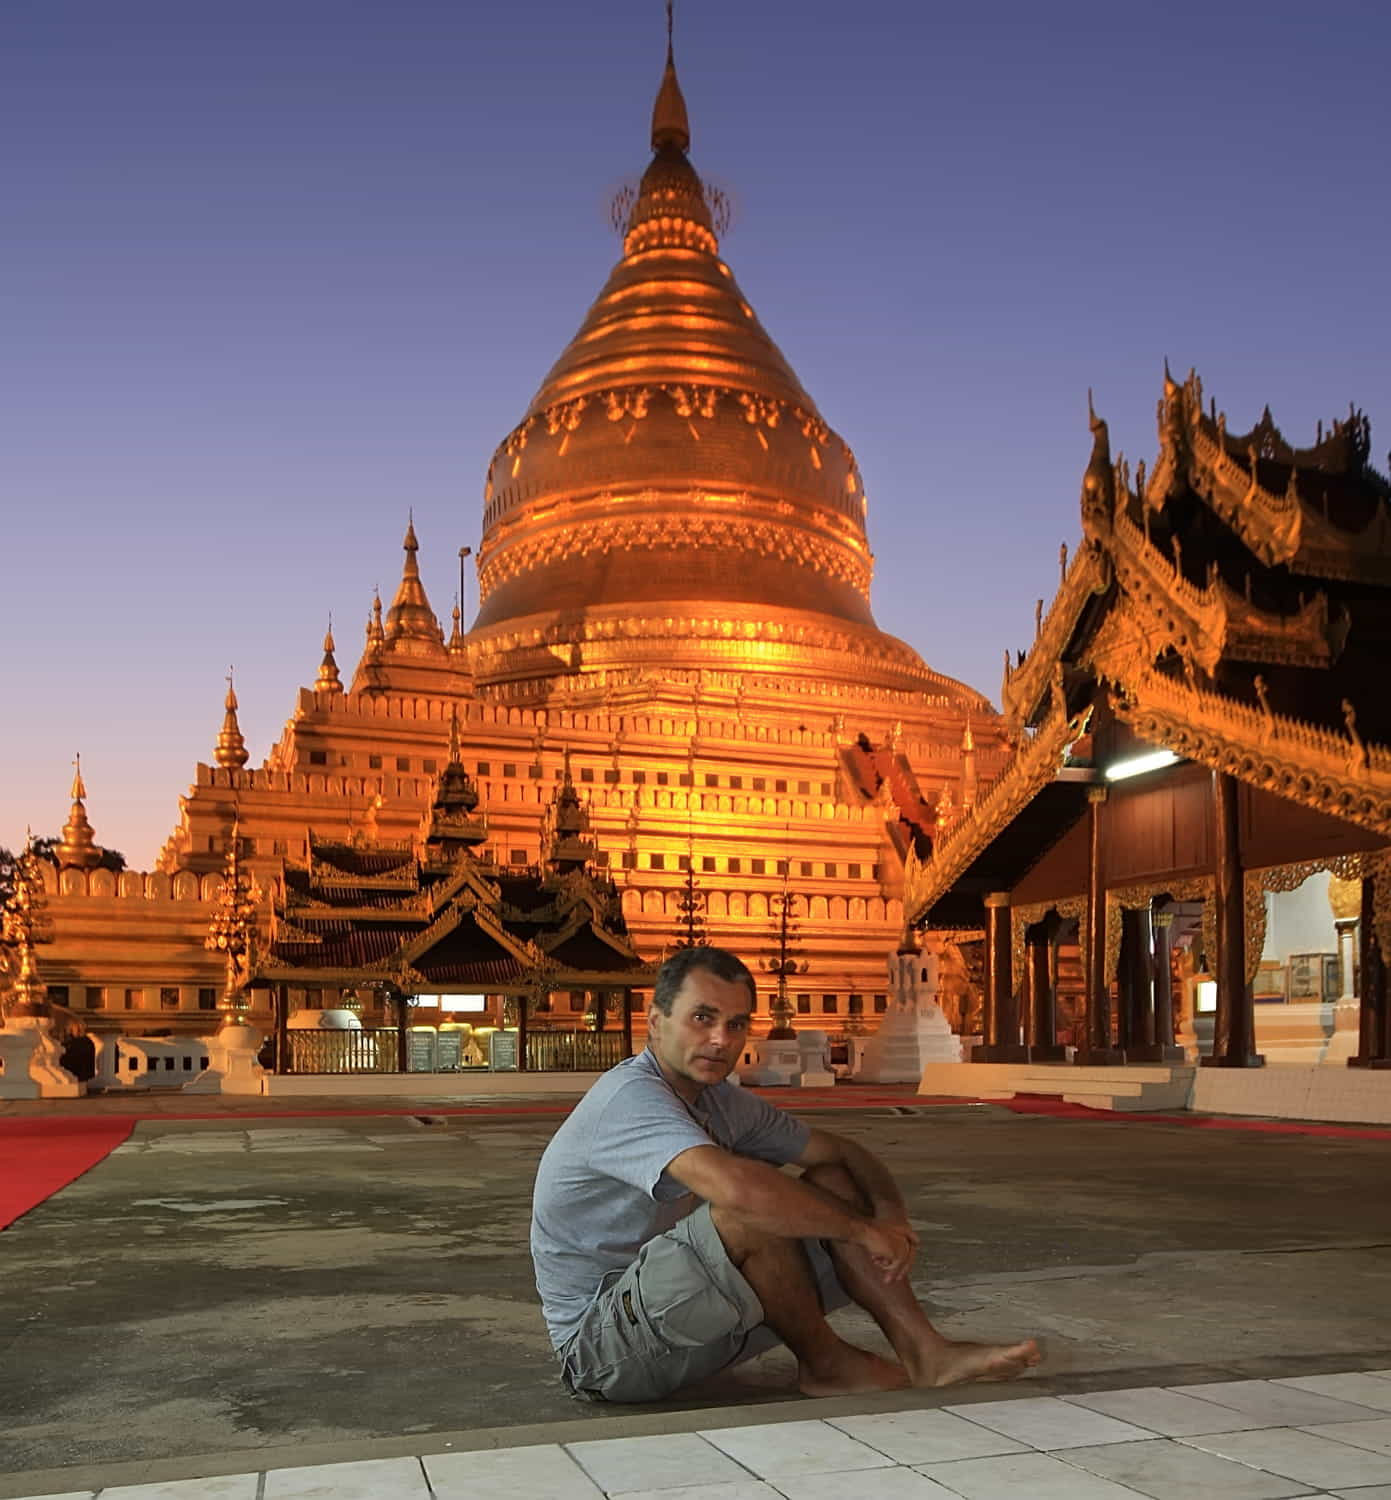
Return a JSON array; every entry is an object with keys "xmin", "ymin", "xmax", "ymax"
[
  {"xmin": 207, "ymin": 836, "xmax": 217, "ymax": 852},
  {"xmin": 705, "ymin": 773, "xmax": 719, "ymax": 787},
  {"xmin": 729, "ymin": 776, "xmax": 743, "ymax": 790},
  {"xmin": 124, "ymin": 988, "xmax": 141, "ymax": 1008},
  {"xmin": 369, "ymin": 755, "xmax": 382, "ymax": 769},
  {"xmin": 594, "ymin": 851, "xmax": 610, "ymax": 867},
  {"xmin": 529, "ymin": 764, "xmax": 543, "ymax": 778},
  {"xmin": 873, "ymin": 994, "xmax": 888, "ymax": 1013},
  {"xmin": 821, "ymin": 994, "xmax": 839, "ymax": 1014},
  {"xmin": 777, "ymin": 860, "xmax": 789, "ymax": 877},
  {"xmin": 820, "ymin": 783, "xmax": 832, "ymax": 796},
  {"xmin": 649, "ymin": 853, "xmax": 665, "ymax": 870},
  {"xmin": 752, "ymin": 778, "xmax": 766, "ymax": 791},
  {"xmin": 633, "ymin": 770, "xmax": 647, "ymax": 785},
  {"xmin": 160, "ymin": 987, "xmax": 180, "ymax": 1010},
  {"xmin": 702, "ymin": 857, "xmax": 716, "ymax": 872},
  {"xmin": 621, "ymin": 852, "xmax": 637, "ymax": 869},
  {"xmin": 86, "ymin": 986, "xmax": 105, "ymax": 1009},
  {"xmin": 775, "ymin": 779, "xmax": 788, "ymax": 793},
  {"xmin": 678, "ymin": 855, "xmax": 691, "ymax": 871},
  {"xmin": 796, "ymin": 994, "xmax": 811, "ymax": 1014},
  {"xmin": 798, "ymin": 781, "xmax": 811, "ymax": 795},
  {"xmin": 751, "ymin": 859, "xmax": 766, "ymax": 875},
  {"xmin": 423, "ymin": 759, "xmax": 438, "ymax": 774},
  {"xmin": 581, "ymin": 767, "xmax": 595, "ymax": 782},
  {"xmin": 46, "ymin": 985, "xmax": 70, "ymax": 1006},
  {"xmin": 510, "ymin": 849, "xmax": 527, "ymax": 864},
  {"xmin": 847, "ymin": 863, "xmax": 862, "ymax": 880},
  {"xmin": 800, "ymin": 861, "xmax": 813, "ymax": 878},
  {"xmin": 728, "ymin": 858, "xmax": 741, "ymax": 874},
  {"xmin": 848, "ymin": 994, "xmax": 864, "ymax": 1015},
  {"xmin": 477, "ymin": 761, "xmax": 491, "ymax": 775},
  {"xmin": 604, "ymin": 769, "xmax": 620, "ymax": 784},
  {"xmin": 679, "ymin": 773, "xmax": 693, "ymax": 787},
  {"xmin": 198, "ymin": 988, "xmax": 218, "ymax": 1010},
  {"xmin": 308, "ymin": 750, "xmax": 328, "ymax": 766},
  {"xmin": 825, "ymin": 863, "xmax": 838, "ymax": 878},
  {"xmin": 503, "ymin": 763, "xmax": 517, "ymax": 778},
  {"xmin": 396, "ymin": 757, "xmax": 411, "ymax": 772},
  {"xmin": 656, "ymin": 772, "xmax": 669, "ymax": 786}
]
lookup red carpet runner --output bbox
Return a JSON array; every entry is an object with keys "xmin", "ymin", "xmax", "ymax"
[{"xmin": 0, "ymin": 1118, "xmax": 135, "ymax": 1231}]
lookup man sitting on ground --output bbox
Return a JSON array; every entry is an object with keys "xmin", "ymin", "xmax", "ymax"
[{"xmin": 529, "ymin": 944, "xmax": 1040, "ymax": 1402}]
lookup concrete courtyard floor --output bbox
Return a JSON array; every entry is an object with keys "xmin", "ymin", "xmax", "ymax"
[{"xmin": 2, "ymin": 1099, "xmax": 1390, "ymax": 1494}]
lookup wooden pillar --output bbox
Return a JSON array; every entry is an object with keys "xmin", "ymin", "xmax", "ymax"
[
  {"xmin": 1350, "ymin": 874, "xmax": 1391, "ymax": 1068},
  {"xmin": 395, "ymin": 991, "xmax": 410, "ymax": 1073},
  {"xmin": 1077, "ymin": 785, "xmax": 1122, "ymax": 1064},
  {"xmin": 1206, "ymin": 770, "xmax": 1262, "ymax": 1068},
  {"xmin": 275, "ymin": 982, "xmax": 290, "ymax": 1073},
  {"xmin": 621, "ymin": 987, "xmax": 634, "ymax": 1058},
  {"xmin": 1117, "ymin": 906, "xmax": 1154, "ymax": 1056},
  {"xmin": 1025, "ymin": 920, "xmax": 1066, "ymax": 1061},
  {"xmin": 975, "ymin": 892, "xmax": 1027, "ymax": 1062},
  {"xmin": 591, "ymin": 990, "xmax": 606, "ymax": 1033},
  {"xmin": 1146, "ymin": 910, "xmax": 1185, "ymax": 1062},
  {"xmin": 517, "ymin": 990, "xmax": 530, "ymax": 1072}
]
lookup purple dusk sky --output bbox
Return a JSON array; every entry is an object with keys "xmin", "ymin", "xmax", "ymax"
[{"xmin": 3, "ymin": 0, "xmax": 1388, "ymax": 868}]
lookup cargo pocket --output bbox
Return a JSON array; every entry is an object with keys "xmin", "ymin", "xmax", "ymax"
[{"xmin": 638, "ymin": 1242, "xmax": 746, "ymax": 1350}]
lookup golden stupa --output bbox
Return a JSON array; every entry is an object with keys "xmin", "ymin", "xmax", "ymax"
[{"xmin": 38, "ymin": 30, "xmax": 1007, "ymax": 1041}]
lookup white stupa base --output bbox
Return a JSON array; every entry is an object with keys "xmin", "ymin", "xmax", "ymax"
[
  {"xmin": 185, "ymin": 1020, "xmax": 267, "ymax": 1095},
  {"xmin": 0, "ymin": 1018, "xmax": 85, "ymax": 1098},
  {"xmin": 855, "ymin": 1001, "xmax": 962, "ymax": 1083}
]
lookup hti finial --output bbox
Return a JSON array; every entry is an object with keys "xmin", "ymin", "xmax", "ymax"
[{"xmin": 651, "ymin": 1, "xmax": 690, "ymax": 153}]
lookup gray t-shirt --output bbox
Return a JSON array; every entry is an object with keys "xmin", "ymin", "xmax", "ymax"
[{"xmin": 530, "ymin": 1048, "xmax": 811, "ymax": 1348}]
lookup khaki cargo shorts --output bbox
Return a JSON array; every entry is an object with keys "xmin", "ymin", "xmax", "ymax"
[{"xmin": 558, "ymin": 1202, "xmax": 848, "ymax": 1403}]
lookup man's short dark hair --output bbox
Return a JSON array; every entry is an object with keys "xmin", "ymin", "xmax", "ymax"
[{"xmin": 651, "ymin": 945, "xmax": 756, "ymax": 1015}]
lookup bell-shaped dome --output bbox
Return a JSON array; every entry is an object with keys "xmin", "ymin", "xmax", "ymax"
[{"xmin": 467, "ymin": 38, "xmax": 970, "ymax": 705}]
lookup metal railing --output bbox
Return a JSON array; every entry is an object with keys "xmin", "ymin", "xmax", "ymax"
[
  {"xmin": 525, "ymin": 1030, "xmax": 627, "ymax": 1073},
  {"xmin": 283, "ymin": 1026, "xmax": 629, "ymax": 1074}
]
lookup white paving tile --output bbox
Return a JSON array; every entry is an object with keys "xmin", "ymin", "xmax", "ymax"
[
  {"xmin": 699, "ymin": 1420, "xmax": 895, "ymax": 1478},
  {"xmin": 426, "ymin": 1443, "xmax": 604, "ymax": 1500},
  {"xmin": 1062, "ymin": 1385, "xmax": 1273, "ymax": 1436},
  {"xmin": 1056, "ymin": 1437, "xmax": 1311, "ymax": 1499},
  {"xmin": 827, "ymin": 1409, "xmax": 1028, "ymax": 1464},
  {"xmin": 100, "ymin": 1479, "xmax": 259, "ymax": 1500},
  {"xmin": 1168, "ymin": 1379, "xmax": 1389, "ymax": 1427},
  {"xmin": 1182, "ymin": 1428, "xmax": 1391, "ymax": 1487},
  {"xmin": 769, "ymin": 1469, "xmax": 962, "ymax": 1499},
  {"xmin": 1329, "ymin": 1487, "xmax": 1391, "ymax": 1499},
  {"xmin": 263, "ymin": 1455, "xmax": 432, "ymax": 1500},
  {"xmin": 917, "ymin": 1450, "xmax": 1151, "ymax": 1498},
  {"xmin": 4, "ymin": 1492, "xmax": 94, "ymax": 1499},
  {"xmin": 565, "ymin": 1432, "xmax": 751, "ymax": 1493},
  {"xmin": 941, "ymin": 1395, "xmax": 1153, "ymax": 1450},
  {"xmin": 609, "ymin": 1484, "xmax": 780, "ymax": 1500},
  {"xmin": 1303, "ymin": 1417, "xmax": 1391, "ymax": 1455},
  {"xmin": 1276, "ymin": 1374, "xmax": 1391, "ymax": 1412}
]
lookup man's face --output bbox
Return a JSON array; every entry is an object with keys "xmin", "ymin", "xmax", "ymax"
[{"xmin": 647, "ymin": 967, "xmax": 753, "ymax": 1096}]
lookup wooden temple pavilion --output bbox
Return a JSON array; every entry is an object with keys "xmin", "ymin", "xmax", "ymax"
[
  {"xmin": 903, "ymin": 371, "xmax": 1391, "ymax": 1070},
  {"xmin": 257, "ymin": 720, "xmax": 652, "ymax": 1072}
]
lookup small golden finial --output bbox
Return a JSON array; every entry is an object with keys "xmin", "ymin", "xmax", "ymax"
[
  {"xmin": 651, "ymin": 0, "xmax": 690, "ymax": 153},
  {"xmin": 214, "ymin": 669, "xmax": 250, "ymax": 770},
  {"xmin": 448, "ymin": 705, "xmax": 462, "ymax": 766},
  {"xmin": 316, "ymin": 616, "xmax": 343, "ymax": 694},
  {"xmin": 56, "ymin": 752, "xmax": 103, "ymax": 870}
]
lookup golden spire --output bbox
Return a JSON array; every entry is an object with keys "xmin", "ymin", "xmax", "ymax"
[
  {"xmin": 315, "ymin": 617, "xmax": 343, "ymax": 694},
  {"xmin": 448, "ymin": 703, "xmax": 462, "ymax": 766},
  {"xmin": 365, "ymin": 589, "xmax": 385, "ymax": 654},
  {"xmin": 214, "ymin": 670, "xmax": 250, "ymax": 769},
  {"xmin": 447, "ymin": 598, "xmax": 465, "ymax": 652},
  {"xmin": 961, "ymin": 716, "xmax": 978, "ymax": 811},
  {"xmin": 384, "ymin": 516, "xmax": 445, "ymax": 647},
  {"xmin": 56, "ymin": 753, "xmax": 103, "ymax": 870},
  {"xmin": 651, "ymin": 2, "xmax": 690, "ymax": 153}
]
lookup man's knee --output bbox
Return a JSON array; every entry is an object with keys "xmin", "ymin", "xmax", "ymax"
[{"xmin": 708, "ymin": 1201, "xmax": 786, "ymax": 1263}]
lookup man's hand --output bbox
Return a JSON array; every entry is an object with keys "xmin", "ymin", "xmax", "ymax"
[{"xmin": 853, "ymin": 1217, "xmax": 918, "ymax": 1284}]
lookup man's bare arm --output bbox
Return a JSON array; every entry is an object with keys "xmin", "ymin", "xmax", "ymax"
[
  {"xmin": 666, "ymin": 1144, "xmax": 866, "ymax": 1244},
  {"xmin": 797, "ymin": 1127, "xmax": 911, "ymax": 1227}
]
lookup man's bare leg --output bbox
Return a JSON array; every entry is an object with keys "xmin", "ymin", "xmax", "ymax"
[
  {"xmin": 801, "ymin": 1163, "xmax": 1041, "ymax": 1388},
  {"xmin": 709, "ymin": 1203, "xmax": 909, "ymax": 1397}
]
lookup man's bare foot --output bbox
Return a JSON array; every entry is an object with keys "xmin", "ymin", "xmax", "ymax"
[
  {"xmin": 908, "ymin": 1337, "xmax": 1042, "ymax": 1388},
  {"xmin": 798, "ymin": 1346, "xmax": 911, "ymax": 1398}
]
